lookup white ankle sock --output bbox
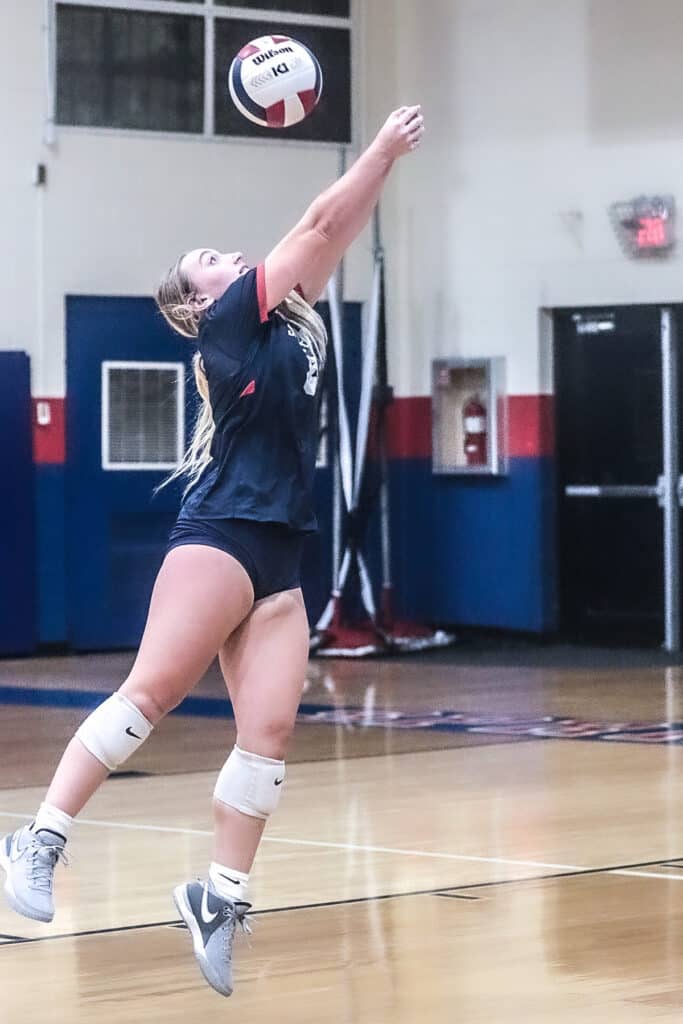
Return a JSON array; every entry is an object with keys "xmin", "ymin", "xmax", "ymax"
[
  {"xmin": 31, "ymin": 802, "xmax": 73, "ymax": 842},
  {"xmin": 209, "ymin": 862, "xmax": 249, "ymax": 904}
]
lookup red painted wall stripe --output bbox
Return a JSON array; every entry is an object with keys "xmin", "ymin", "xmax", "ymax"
[
  {"xmin": 32, "ymin": 398, "xmax": 65, "ymax": 464},
  {"xmin": 30, "ymin": 394, "xmax": 555, "ymax": 466},
  {"xmin": 385, "ymin": 395, "xmax": 555, "ymax": 460},
  {"xmin": 507, "ymin": 395, "xmax": 555, "ymax": 458},
  {"xmin": 385, "ymin": 397, "xmax": 432, "ymax": 459}
]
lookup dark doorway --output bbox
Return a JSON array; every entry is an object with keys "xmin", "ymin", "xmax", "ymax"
[{"xmin": 555, "ymin": 305, "xmax": 682, "ymax": 646}]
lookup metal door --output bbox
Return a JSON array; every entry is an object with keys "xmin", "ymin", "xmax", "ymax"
[
  {"xmin": 555, "ymin": 306, "xmax": 679, "ymax": 649},
  {"xmin": 66, "ymin": 296, "xmax": 193, "ymax": 650}
]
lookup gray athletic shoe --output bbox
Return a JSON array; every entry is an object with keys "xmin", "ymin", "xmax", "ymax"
[
  {"xmin": 173, "ymin": 880, "xmax": 251, "ymax": 997},
  {"xmin": 0, "ymin": 826, "xmax": 68, "ymax": 923}
]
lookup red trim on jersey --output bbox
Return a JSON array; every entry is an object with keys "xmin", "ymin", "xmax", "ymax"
[
  {"xmin": 256, "ymin": 263, "xmax": 269, "ymax": 324},
  {"xmin": 266, "ymin": 100, "xmax": 286, "ymax": 128},
  {"xmin": 239, "ymin": 379, "xmax": 256, "ymax": 398}
]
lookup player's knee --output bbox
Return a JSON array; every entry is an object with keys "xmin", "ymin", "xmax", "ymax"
[
  {"xmin": 248, "ymin": 714, "xmax": 296, "ymax": 759},
  {"xmin": 75, "ymin": 692, "xmax": 154, "ymax": 772},
  {"xmin": 213, "ymin": 745, "xmax": 286, "ymax": 820},
  {"xmin": 119, "ymin": 683, "xmax": 180, "ymax": 724}
]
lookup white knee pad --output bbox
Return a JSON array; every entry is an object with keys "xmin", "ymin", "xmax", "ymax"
[
  {"xmin": 75, "ymin": 692, "xmax": 153, "ymax": 772},
  {"xmin": 214, "ymin": 745, "xmax": 286, "ymax": 820}
]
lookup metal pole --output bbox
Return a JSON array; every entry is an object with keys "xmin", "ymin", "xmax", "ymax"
[
  {"xmin": 661, "ymin": 308, "xmax": 680, "ymax": 652},
  {"xmin": 372, "ymin": 205, "xmax": 394, "ymax": 627}
]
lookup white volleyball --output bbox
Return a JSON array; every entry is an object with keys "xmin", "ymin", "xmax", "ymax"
[{"xmin": 228, "ymin": 34, "xmax": 323, "ymax": 129}]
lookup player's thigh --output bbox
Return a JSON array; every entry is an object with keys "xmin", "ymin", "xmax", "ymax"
[
  {"xmin": 218, "ymin": 587, "xmax": 309, "ymax": 754},
  {"xmin": 120, "ymin": 544, "xmax": 254, "ymax": 719}
]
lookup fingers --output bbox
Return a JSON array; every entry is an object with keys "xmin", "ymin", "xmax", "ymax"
[
  {"xmin": 404, "ymin": 106, "xmax": 425, "ymax": 150},
  {"xmin": 408, "ymin": 122, "xmax": 425, "ymax": 150},
  {"xmin": 399, "ymin": 104, "xmax": 422, "ymax": 125},
  {"xmin": 385, "ymin": 104, "xmax": 425, "ymax": 153}
]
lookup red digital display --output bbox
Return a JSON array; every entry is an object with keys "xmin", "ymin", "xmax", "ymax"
[
  {"xmin": 610, "ymin": 195, "xmax": 675, "ymax": 258},
  {"xmin": 637, "ymin": 216, "xmax": 668, "ymax": 250}
]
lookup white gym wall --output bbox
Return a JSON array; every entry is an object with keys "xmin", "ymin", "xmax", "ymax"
[
  {"xmin": 367, "ymin": 0, "xmax": 683, "ymax": 397},
  {"xmin": 3, "ymin": 0, "xmax": 683, "ymax": 399}
]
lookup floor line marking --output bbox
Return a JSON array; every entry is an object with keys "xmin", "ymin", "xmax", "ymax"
[
  {"xmin": 3, "ymin": 860, "xmax": 682, "ymax": 949},
  {"xmin": 610, "ymin": 869, "xmax": 683, "ymax": 881},
  {"xmin": 4, "ymin": 810, "xmax": 683, "ymax": 882},
  {"xmin": 4, "ymin": 860, "xmax": 683, "ymax": 949},
  {"xmin": 0, "ymin": 812, "xmax": 211, "ymax": 838},
  {"xmin": 0, "ymin": 812, "xmax": 585, "ymax": 872},
  {"xmin": 435, "ymin": 892, "xmax": 480, "ymax": 901},
  {"xmin": 263, "ymin": 836, "xmax": 586, "ymax": 872}
]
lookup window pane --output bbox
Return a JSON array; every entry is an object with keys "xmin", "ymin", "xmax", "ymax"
[
  {"xmin": 56, "ymin": 6, "xmax": 204, "ymax": 133},
  {"xmin": 216, "ymin": 0, "xmax": 350, "ymax": 15},
  {"xmin": 215, "ymin": 20, "xmax": 351, "ymax": 142}
]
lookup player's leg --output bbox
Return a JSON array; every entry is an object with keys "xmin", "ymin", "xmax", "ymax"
[
  {"xmin": 214, "ymin": 587, "xmax": 309, "ymax": 873},
  {"xmin": 173, "ymin": 587, "xmax": 309, "ymax": 997},
  {"xmin": 0, "ymin": 544, "xmax": 254, "ymax": 923}
]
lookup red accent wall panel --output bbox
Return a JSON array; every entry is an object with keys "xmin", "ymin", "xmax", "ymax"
[
  {"xmin": 386, "ymin": 397, "xmax": 432, "ymax": 459},
  {"xmin": 30, "ymin": 394, "xmax": 553, "ymax": 466},
  {"xmin": 33, "ymin": 398, "xmax": 66, "ymax": 464},
  {"xmin": 385, "ymin": 394, "xmax": 555, "ymax": 461},
  {"xmin": 507, "ymin": 395, "xmax": 555, "ymax": 458}
]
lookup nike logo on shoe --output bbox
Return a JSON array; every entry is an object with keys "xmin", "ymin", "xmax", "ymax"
[
  {"xmin": 201, "ymin": 885, "xmax": 219, "ymax": 925},
  {"xmin": 274, "ymin": 778, "xmax": 284, "ymax": 786},
  {"xmin": 125, "ymin": 727, "xmax": 141, "ymax": 739},
  {"xmin": 8, "ymin": 833, "xmax": 24, "ymax": 863}
]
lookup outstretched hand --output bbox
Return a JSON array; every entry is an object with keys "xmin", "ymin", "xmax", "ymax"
[{"xmin": 375, "ymin": 105, "xmax": 425, "ymax": 159}]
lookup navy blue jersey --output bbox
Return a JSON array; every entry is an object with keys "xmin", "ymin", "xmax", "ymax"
[{"xmin": 179, "ymin": 265, "xmax": 326, "ymax": 532}]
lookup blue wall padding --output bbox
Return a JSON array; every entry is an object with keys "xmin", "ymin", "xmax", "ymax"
[
  {"xmin": 35, "ymin": 465, "xmax": 66, "ymax": 644},
  {"xmin": 0, "ymin": 352, "xmax": 37, "ymax": 654},
  {"xmin": 388, "ymin": 456, "xmax": 557, "ymax": 632}
]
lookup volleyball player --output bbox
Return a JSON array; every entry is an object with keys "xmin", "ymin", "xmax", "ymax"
[{"xmin": 0, "ymin": 104, "xmax": 424, "ymax": 996}]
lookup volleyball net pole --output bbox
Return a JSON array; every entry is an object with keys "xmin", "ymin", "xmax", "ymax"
[{"xmin": 312, "ymin": 196, "xmax": 455, "ymax": 656}]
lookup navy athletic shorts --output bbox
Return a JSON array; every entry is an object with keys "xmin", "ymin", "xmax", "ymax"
[{"xmin": 166, "ymin": 517, "xmax": 306, "ymax": 602}]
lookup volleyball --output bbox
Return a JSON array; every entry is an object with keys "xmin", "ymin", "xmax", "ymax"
[{"xmin": 228, "ymin": 35, "xmax": 323, "ymax": 129}]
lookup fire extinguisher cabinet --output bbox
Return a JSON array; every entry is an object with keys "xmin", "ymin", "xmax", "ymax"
[{"xmin": 431, "ymin": 357, "xmax": 507, "ymax": 476}]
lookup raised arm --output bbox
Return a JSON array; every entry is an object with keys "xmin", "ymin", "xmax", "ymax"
[{"xmin": 263, "ymin": 105, "xmax": 424, "ymax": 308}]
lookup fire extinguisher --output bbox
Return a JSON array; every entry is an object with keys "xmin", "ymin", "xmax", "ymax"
[{"xmin": 463, "ymin": 394, "xmax": 487, "ymax": 466}]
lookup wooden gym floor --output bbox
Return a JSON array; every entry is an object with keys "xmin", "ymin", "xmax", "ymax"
[{"xmin": 2, "ymin": 648, "xmax": 683, "ymax": 1021}]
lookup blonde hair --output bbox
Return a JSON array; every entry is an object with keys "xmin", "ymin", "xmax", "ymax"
[{"xmin": 154, "ymin": 253, "xmax": 327, "ymax": 495}]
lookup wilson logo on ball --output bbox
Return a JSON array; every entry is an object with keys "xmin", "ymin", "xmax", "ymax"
[
  {"xmin": 228, "ymin": 35, "xmax": 323, "ymax": 129},
  {"xmin": 253, "ymin": 45, "xmax": 294, "ymax": 66}
]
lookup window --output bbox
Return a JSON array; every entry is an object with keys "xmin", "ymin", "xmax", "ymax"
[
  {"xmin": 215, "ymin": 0, "xmax": 350, "ymax": 13},
  {"xmin": 57, "ymin": 6, "xmax": 204, "ymax": 133},
  {"xmin": 53, "ymin": 1, "xmax": 353, "ymax": 142},
  {"xmin": 102, "ymin": 362, "xmax": 185, "ymax": 470}
]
